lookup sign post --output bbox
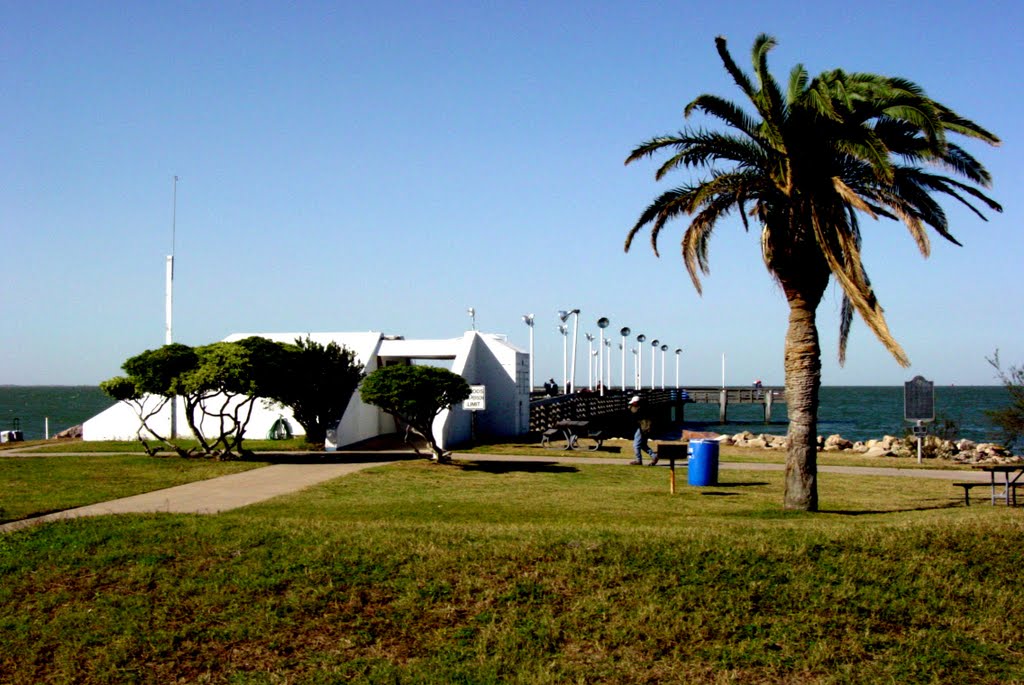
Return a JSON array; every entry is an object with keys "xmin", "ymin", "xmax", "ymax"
[
  {"xmin": 463, "ymin": 385, "xmax": 486, "ymax": 445},
  {"xmin": 904, "ymin": 376, "xmax": 934, "ymax": 464}
]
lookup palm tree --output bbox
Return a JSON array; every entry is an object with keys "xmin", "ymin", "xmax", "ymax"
[{"xmin": 625, "ymin": 34, "xmax": 1000, "ymax": 510}]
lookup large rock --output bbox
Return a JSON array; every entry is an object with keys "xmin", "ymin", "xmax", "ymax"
[
  {"xmin": 55, "ymin": 425, "xmax": 82, "ymax": 439},
  {"xmin": 824, "ymin": 434, "xmax": 853, "ymax": 451}
]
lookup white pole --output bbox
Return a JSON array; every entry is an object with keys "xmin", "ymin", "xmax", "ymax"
[
  {"xmin": 722, "ymin": 353, "xmax": 726, "ymax": 388},
  {"xmin": 597, "ymin": 327, "xmax": 604, "ymax": 394},
  {"xmin": 167, "ymin": 175, "xmax": 179, "ymax": 439},
  {"xmin": 620, "ymin": 338, "xmax": 626, "ymax": 391},
  {"xmin": 45, "ymin": 417, "xmax": 49, "ymax": 440},
  {"xmin": 585, "ymin": 335, "xmax": 594, "ymax": 391},
  {"xmin": 638, "ymin": 344, "xmax": 643, "ymax": 390},
  {"xmin": 561, "ymin": 327, "xmax": 567, "ymax": 394},
  {"xmin": 661, "ymin": 348, "xmax": 666, "ymax": 389},
  {"xmin": 570, "ymin": 312, "xmax": 579, "ymax": 394},
  {"xmin": 529, "ymin": 323, "xmax": 534, "ymax": 392},
  {"xmin": 651, "ymin": 343, "xmax": 657, "ymax": 390}
]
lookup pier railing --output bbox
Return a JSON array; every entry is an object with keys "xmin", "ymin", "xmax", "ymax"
[{"xmin": 529, "ymin": 386, "xmax": 784, "ymax": 432}]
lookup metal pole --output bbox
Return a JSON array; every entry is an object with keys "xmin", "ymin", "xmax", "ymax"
[
  {"xmin": 570, "ymin": 312, "xmax": 579, "ymax": 394},
  {"xmin": 168, "ymin": 175, "xmax": 178, "ymax": 439},
  {"xmin": 560, "ymin": 326, "xmax": 567, "ymax": 394}
]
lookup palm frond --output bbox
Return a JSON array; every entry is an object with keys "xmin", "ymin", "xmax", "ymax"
[{"xmin": 714, "ymin": 36, "xmax": 756, "ymax": 101}]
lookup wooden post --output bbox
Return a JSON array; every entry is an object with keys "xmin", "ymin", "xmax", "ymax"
[
  {"xmin": 719, "ymin": 388, "xmax": 728, "ymax": 423},
  {"xmin": 764, "ymin": 390, "xmax": 773, "ymax": 423}
]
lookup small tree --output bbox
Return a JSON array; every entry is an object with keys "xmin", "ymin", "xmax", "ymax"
[
  {"xmin": 101, "ymin": 343, "xmax": 199, "ymax": 457},
  {"xmin": 987, "ymin": 351, "xmax": 1024, "ymax": 451},
  {"xmin": 178, "ymin": 337, "xmax": 288, "ymax": 459},
  {"xmin": 263, "ymin": 336, "xmax": 365, "ymax": 446},
  {"xmin": 359, "ymin": 364, "xmax": 471, "ymax": 462}
]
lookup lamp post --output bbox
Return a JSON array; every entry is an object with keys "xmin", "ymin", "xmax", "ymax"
[
  {"xmin": 585, "ymin": 333, "xmax": 595, "ymax": 390},
  {"xmin": 675, "ymin": 348, "xmax": 682, "ymax": 389},
  {"xmin": 660, "ymin": 344, "xmax": 668, "ymax": 389},
  {"xmin": 636, "ymin": 334, "xmax": 646, "ymax": 390},
  {"xmin": 619, "ymin": 327, "xmax": 631, "ymax": 391},
  {"xmin": 522, "ymin": 314, "xmax": 534, "ymax": 392},
  {"xmin": 596, "ymin": 317, "xmax": 609, "ymax": 395},
  {"xmin": 558, "ymin": 309, "xmax": 580, "ymax": 393},
  {"xmin": 604, "ymin": 338, "xmax": 612, "ymax": 391},
  {"xmin": 632, "ymin": 348, "xmax": 639, "ymax": 389},
  {"xmin": 558, "ymin": 324, "xmax": 568, "ymax": 394},
  {"xmin": 650, "ymin": 339, "xmax": 659, "ymax": 390}
]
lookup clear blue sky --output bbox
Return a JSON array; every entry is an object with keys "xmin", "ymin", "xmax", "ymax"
[{"xmin": 2, "ymin": 1, "xmax": 1021, "ymax": 387}]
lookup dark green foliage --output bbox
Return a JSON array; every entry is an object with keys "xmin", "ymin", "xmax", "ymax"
[
  {"xmin": 359, "ymin": 364, "xmax": 471, "ymax": 461},
  {"xmin": 102, "ymin": 338, "xmax": 294, "ymax": 460},
  {"xmin": 178, "ymin": 337, "xmax": 289, "ymax": 459},
  {"xmin": 262, "ymin": 337, "xmax": 365, "ymax": 446},
  {"xmin": 987, "ymin": 351, "xmax": 1024, "ymax": 450}
]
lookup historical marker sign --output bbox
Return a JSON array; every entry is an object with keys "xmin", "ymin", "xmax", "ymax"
[
  {"xmin": 463, "ymin": 385, "xmax": 486, "ymax": 411},
  {"xmin": 904, "ymin": 376, "xmax": 934, "ymax": 422}
]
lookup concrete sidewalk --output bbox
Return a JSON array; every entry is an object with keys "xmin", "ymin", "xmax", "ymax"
[{"xmin": 0, "ymin": 456, "xmax": 404, "ymax": 534}]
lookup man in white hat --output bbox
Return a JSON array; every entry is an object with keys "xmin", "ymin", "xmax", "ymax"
[{"xmin": 628, "ymin": 395, "xmax": 658, "ymax": 466}]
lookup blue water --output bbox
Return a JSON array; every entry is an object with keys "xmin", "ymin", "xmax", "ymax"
[
  {"xmin": 0, "ymin": 386, "xmax": 115, "ymax": 441},
  {"xmin": 675, "ymin": 386, "xmax": 1009, "ymax": 444},
  {"xmin": 0, "ymin": 385, "xmax": 1011, "ymax": 444}
]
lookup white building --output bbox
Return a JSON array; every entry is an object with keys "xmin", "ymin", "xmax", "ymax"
[{"xmin": 83, "ymin": 331, "xmax": 530, "ymax": 450}]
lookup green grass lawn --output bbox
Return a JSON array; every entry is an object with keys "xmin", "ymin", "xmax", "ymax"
[
  {"xmin": 1, "ymin": 456, "xmax": 1022, "ymax": 683},
  {"xmin": 0, "ymin": 454, "xmax": 268, "ymax": 523}
]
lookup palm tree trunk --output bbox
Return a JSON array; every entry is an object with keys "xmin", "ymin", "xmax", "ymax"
[{"xmin": 783, "ymin": 292, "xmax": 821, "ymax": 511}]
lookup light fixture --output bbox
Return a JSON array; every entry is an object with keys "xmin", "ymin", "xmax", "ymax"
[
  {"xmin": 596, "ymin": 317, "xmax": 609, "ymax": 395},
  {"xmin": 619, "ymin": 327, "xmax": 631, "ymax": 391},
  {"xmin": 636, "ymin": 334, "xmax": 646, "ymax": 390},
  {"xmin": 558, "ymin": 309, "xmax": 580, "ymax": 393},
  {"xmin": 651, "ymin": 339, "xmax": 659, "ymax": 390},
  {"xmin": 522, "ymin": 314, "xmax": 535, "ymax": 392}
]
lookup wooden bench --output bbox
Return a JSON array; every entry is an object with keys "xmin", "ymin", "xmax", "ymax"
[{"xmin": 953, "ymin": 481, "xmax": 1021, "ymax": 506}]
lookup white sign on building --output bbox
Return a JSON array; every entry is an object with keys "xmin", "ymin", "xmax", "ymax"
[{"xmin": 463, "ymin": 385, "xmax": 487, "ymax": 411}]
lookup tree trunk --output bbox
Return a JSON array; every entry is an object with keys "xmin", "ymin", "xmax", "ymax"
[{"xmin": 783, "ymin": 292, "xmax": 822, "ymax": 511}]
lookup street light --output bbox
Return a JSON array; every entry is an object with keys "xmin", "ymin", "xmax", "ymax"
[
  {"xmin": 632, "ymin": 347, "xmax": 639, "ymax": 389},
  {"xmin": 619, "ymin": 326, "xmax": 631, "ymax": 391},
  {"xmin": 596, "ymin": 317, "xmax": 609, "ymax": 396},
  {"xmin": 636, "ymin": 334, "xmax": 646, "ymax": 390},
  {"xmin": 558, "ymin": 309, "xmax": 580, "ymax": 393},
  {"xmin": 558, "ymin": 324, "xmax": 568, "ymax": 394},
  {"xmin": 585, "ymin": 333, "xmax": 595, "ymax": 390},
  {"xmin": 660, "ymin": 344, "xmax": 668, "ymax": 389},
  {"xmin": 604, "ymin": 338, "xmax": 612, "ymax": 391},
  {"xmin": 522, "ymin": 314, "xmax": 534, "ymax": 392},
  {"xmin": 675, "ymin": 348, "xmax": 682, "ymax": 389},
  {"xmin": 651, "ymin": 339, "xmax": 660, "ymax": 390}
]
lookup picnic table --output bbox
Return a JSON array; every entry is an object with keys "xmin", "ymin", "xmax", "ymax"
[
  {"xmin": 540, "ymin": 420, "xmax": 603, "ymax": 451},
  {"xmin": 954, "ymin": 464, "xmax": 1024, "ymax": 506}
]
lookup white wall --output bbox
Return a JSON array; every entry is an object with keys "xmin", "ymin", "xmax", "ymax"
[{"xmin": 83, "ymin": 330, "xmax": 530, "ymax": 449}]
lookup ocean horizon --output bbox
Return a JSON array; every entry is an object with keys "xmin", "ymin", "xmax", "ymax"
[{"xmin": 0, "ymin": 384, "xmax": 1011, "ymax": 444}]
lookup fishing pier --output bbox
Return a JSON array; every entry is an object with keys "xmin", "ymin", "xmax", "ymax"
[{"xmin": 529, "ymin": 386, "xmax": 785, "ymax": 433}]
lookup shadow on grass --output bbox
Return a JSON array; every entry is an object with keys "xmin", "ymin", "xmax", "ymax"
[
  {"xmin": 821, "ymin": 501, "xmax": 965, "ymax": 516},
  {"xmin": 242, "ymin": 451, "xmax": 423, "ymax": 466},
  {"xmin": 456, "ymin": 460, "xmax": 580, "ymax": 474}
]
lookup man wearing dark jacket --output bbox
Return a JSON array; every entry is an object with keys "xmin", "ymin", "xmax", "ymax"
[{"xmin": 628, "ymin": 395, "xmax": 658, "ymax": 465}]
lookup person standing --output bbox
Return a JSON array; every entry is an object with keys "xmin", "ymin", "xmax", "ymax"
[{"xmin": 628, "ymin": 395, "xmax": 658, "ymax": 465}]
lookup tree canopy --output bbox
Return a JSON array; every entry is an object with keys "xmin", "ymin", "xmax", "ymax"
[
  {"xmin": 262, "ymin": 336, "xmax": 365, "ymax": 446},
  {"xmin": 625, "ymin": 34, "xmax": 999, "ymax": 510},
  {"xmin": 359, "ymin": 364, "xmax": 471, "ymax": 462}
]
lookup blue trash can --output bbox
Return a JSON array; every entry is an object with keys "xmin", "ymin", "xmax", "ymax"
[{"xmin": 688, "ymin": 439, "xmax": 719, "ymax": 486}]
